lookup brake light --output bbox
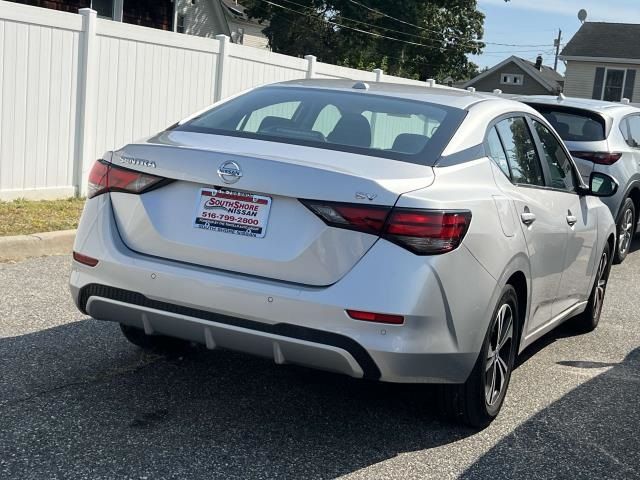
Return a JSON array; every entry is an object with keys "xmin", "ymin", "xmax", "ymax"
[
  {"xmin": 301, "ymin": 200, "xmax": 471, "ymax": 255},
  {"xmin": 347, "ymin": 310, "xmax": 404, "ymax": 325},
  {"xmin": 87, "ymin": 160, "xmax": 168, "ymax": 199},
  {"xmin": 385, "ymin": 209, "xmax": 472, "ymax": 255},
  {"xmin": 571, "ymin": 151, "xmax": 622, "ymax": 165}
]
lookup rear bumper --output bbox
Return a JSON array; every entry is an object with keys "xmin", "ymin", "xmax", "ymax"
[{"xmin": 71, "ymin": 195, "xmax": 498, "ymax": 383}]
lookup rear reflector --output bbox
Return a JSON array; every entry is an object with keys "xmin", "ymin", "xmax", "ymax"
[
  {"xmin": 571, "ymin": 151, "xmax": 622, "ymax": 165},
  {"xmin": 73, "ymin": 252, "xmax": 99, "ymax": 267},
  {"xmin": 301, "ymin": 200, "xmax": 471, "ymax": 255},
  {"xmin": 347, "ymin": 310, "xmax": 404, "ymax": 325},
  {"xmin": 87, "ymin": 160, "xmax": 168, "ymax": 199}
]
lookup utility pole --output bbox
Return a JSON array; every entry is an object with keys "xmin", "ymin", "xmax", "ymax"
[{"xmin": 554, "ymin": 29, "xmax": 562, "ymax": 71}]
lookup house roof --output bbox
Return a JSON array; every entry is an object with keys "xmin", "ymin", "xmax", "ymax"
[
  {"xmin": 561, "ymin": 22, "xmax": 640, "ymax": 60},
  {"xmin": 220, "ymin": 0, "xmax": 265, "ymax": 26},
  {"xmin": 463, "ymin": 56, "xmax": 564, "ymax": 93}
]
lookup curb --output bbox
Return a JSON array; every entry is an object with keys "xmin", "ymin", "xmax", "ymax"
[{"xmin": 0, "ymin": 230, "xmax": 76, "ymax": 262}]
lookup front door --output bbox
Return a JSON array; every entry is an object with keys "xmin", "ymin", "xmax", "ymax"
[{"xmin": 530, "ymin": 119, "xmax": 598, "ymax": 314}]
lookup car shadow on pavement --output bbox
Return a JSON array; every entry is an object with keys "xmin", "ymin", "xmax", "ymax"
[
  {"xmin": 0, "ymin": 319, "xmax": 474, "ymax": 480},
  {"xmin": 460, "ymin": 346, "xmax": 640, "ymax": 479}
]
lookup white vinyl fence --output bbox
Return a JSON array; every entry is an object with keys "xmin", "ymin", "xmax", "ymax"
[{"xmin": 0, "ymin": 1, "xmax": 430, "ymax": 200}]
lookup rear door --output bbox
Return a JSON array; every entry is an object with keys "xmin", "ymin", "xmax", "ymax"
[
  {"xmin": 530, "ymin": 119, "xmax": 598, "ymax": 313},
  {"xmin": 488, "ymin": 116, "xmax": 568, "ymax": 333}
]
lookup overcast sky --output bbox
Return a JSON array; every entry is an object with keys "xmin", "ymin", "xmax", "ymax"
[{"xmin": 471, "ymin": 0, "xmax": 640, "ymax": 74}]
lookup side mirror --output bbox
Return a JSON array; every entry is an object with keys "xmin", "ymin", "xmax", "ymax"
[{"xmin": 583, "ymin": 172, "xmax": 619, "ymax": 197}]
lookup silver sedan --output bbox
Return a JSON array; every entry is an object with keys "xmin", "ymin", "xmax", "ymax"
[{"xmin": 70, "ymin": 80, "xmax": 616, "ymax": 427}]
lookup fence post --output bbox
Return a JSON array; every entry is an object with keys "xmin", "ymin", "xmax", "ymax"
[
  {"xmin": 215, "ymin": 34, "xmax": 230, "ymax": 102},
  {"xmin": 373, "ymin": 68, "xmax": 383, "ymax": 82},
  {"xmin": 305, "ymin": 55, "xmax": 317, "ymax": 79},
  {"xmin": 75, "ymin": 8, "xmax": 98, "ymax": 197}
]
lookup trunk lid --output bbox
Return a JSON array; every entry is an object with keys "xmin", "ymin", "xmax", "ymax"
[{"xmin": 109, "ymin": 131, "xmax": 435, "ymax": 286}]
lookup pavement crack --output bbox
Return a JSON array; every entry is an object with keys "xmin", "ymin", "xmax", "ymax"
[{"xmin": 0, "ymin": 355, "xmax": 164, "ymax": 409}]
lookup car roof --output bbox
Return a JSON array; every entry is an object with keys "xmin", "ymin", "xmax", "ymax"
[
  {"xmin": 514, "ymin": 95, "xmax": 639, "ymax": 115},
  {"xmin": 266, "ymin": 79, "xmax": 512, "ymax": 111}
]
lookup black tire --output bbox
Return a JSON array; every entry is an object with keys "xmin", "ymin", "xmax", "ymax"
[
  {"xmin": 614, "ymin": 198, "xmax": 635, "ymax": 264},
  {"xmin": 120, "ymin": 324, "xmax": 191, "ymax": 353},
  {"xmin": 436, "ymin": 285, "xmax": 519, "ymax": 429},
  {"xmin": 570, "ymin": 242, "xmax": 611, "ymax": 333}
]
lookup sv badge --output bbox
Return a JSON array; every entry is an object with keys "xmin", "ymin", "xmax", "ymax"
[{"xmin": 355, "ymin": 192, "xmax": 378, "ymax": 201}]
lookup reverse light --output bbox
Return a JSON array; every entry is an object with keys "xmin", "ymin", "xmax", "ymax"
[
  {"xmin": 301, "ymin": 200, "xmax": 472, "ymax": 255},
  {"xmin": 347, "ymin": 310, "xmax": 404, "ymax": 325},
  {"xmin": 571, "ymin": 151, "xmax": 622, "ymax": 165},
  {"xmin": 73, "ymin": 252, "xmax": 99, "ymax": 267},
  {"xmin": 87, "ymin": 160, "xmax": 168, "ymax": 199}
]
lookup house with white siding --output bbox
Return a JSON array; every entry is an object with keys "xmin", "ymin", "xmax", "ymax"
[
  {"xmin": 6, "ymin": 0, "xmax": 269, "ymax": 48},
  {"xmin": 561, "ymin": 22, "xmax": 640, "ymax": 102}
]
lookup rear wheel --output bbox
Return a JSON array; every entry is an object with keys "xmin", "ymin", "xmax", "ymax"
[
  {"xmin": 570, "ymin": 243, "xmax": 611, "ymax": 333},
  {"xmin": 437, "ymin": 285, "xmax": 518, "ymax": 429},
  {"xmin": 614, "ymin": 198, "xmax": 635, "ymax": 264},
  {"xmin": 120, "ymin": 324, "xmax": 191, "ymax": 353}
]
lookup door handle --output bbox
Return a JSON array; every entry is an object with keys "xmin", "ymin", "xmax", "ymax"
[
  {"xmin": 521, "ymin": 212, "xmax": 536, "ymax": 226},
  {"xmin": 566, "ymin": 215, "xmax": 577, "ymax": 226}
]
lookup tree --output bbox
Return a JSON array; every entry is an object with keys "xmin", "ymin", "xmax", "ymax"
[{"xmin": 243, "ymin": 0, "xmax": 485, "ymax": 81}]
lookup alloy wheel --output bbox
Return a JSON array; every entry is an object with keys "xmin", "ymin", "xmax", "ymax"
[
  {"xmin": 592, "ymin": 250, "xmax": 609, "ymax": 321},
  {"xmin": 485, "ymin": 303, "xmax": 514, "ymax": 407},
  {"xmin": 618, "ymin": 208, "xmax": 634, "ymax": 256}
]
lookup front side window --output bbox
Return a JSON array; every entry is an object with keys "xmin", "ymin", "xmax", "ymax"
[
  {"xmin": 533, "ymin": 120, "xmax": 576, "ymax": 192},
  {"xmin": 177, "ymin": 86, "xmax": 466, "ymax": 164},
  {"xmin": 495, "ymin": 117, "xmax": 545, "ymax": 186}
]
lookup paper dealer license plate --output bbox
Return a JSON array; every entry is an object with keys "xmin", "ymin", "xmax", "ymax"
[{"xmin": 194, "ymin": 188, "xmax": 272, "ymax": 238}]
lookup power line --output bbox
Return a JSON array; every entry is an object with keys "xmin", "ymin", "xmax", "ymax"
[
  {"xmin": 346, "ymin": 0, "xmax": 554, "ymax": 48},
  {"xmin": 274, "ymin": 0, "xmax": 427, "ymax": 41},
  {"xmin": 259, "ymin": 0, "xmax": 454, "ymax": 51}
]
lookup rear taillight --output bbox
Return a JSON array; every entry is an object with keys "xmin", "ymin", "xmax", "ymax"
[
  {"xmin": 571, "ymin": 151, "xmax": 622, "ymax": 165},
  {"xmin": 385, "ymin": 209, "xmax": 472, "ymax": 255},
  {"xmin": 87, "ymin": 160, "xmax": 168, "ymax": 199},
  {"xmin": 301, "ymin": 200, "xmax": 471, "ymax": 255},
  {"xmin": 300, "ymin": 200, "xmax": 390, "ymax": 234}
]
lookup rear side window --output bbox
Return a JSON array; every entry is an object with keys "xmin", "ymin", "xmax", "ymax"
[
  {"xmin": 486, "ymin": 127, "xmax": 510, "ymax": 178},
  {"xmin": 176, "ymin": 86, "xmax": 466, "ymax": 165},
  {"xmin": 528, "ymin": 105, "xmax": 606, "ymax": 142},
  {"xmin": 496, "ymin": 117, "xmax": 545, "ymax": 186},
  {"xmin": 533, "ymin": 120, "xmax": 576, "ymax": 192},
  {"xmin": 622, "ymin": 115, "xmax": 640, "ymax": 148}
]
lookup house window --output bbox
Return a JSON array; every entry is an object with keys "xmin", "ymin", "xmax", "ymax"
[
  {"xmin": 602, "ymin": 69, "xmax": 626, "ymax": 102},
  {"xmin": 91, "ymin": 0, "xmax": 115, "ymax": 19},
  {"xmin": 500, "ymin": 74, "xmax": 524, "ymax": 86},
  {"xmin": 176, "ymin": 14, "xmax": 185, "ymax": 34}
]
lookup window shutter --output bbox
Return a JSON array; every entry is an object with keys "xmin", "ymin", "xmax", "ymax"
[
  {"xmin": 624, "ymin": 69, "xmax": 636, "ymax": 101},
  {"xmin": 592, "ymin": 67, "xmax": 605, "ymax": 99}
]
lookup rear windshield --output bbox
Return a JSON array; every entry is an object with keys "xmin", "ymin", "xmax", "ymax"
[
  {"xmin": 527, "ymin": 104, "xmax": 606, "ymax": 142},
  {"xmin": 175, "ymin": 86, "xmax": 466, "ymax": 164}
]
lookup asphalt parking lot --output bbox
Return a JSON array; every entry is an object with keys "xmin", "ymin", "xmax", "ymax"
[{"xmin": 1, "ymin": 248, "xmax": 639, "ymax": 480}]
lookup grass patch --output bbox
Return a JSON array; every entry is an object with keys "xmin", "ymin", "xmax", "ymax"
[{"xmin": 0, "ymin": 198, "xmax": 86, "ymax": 237}]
